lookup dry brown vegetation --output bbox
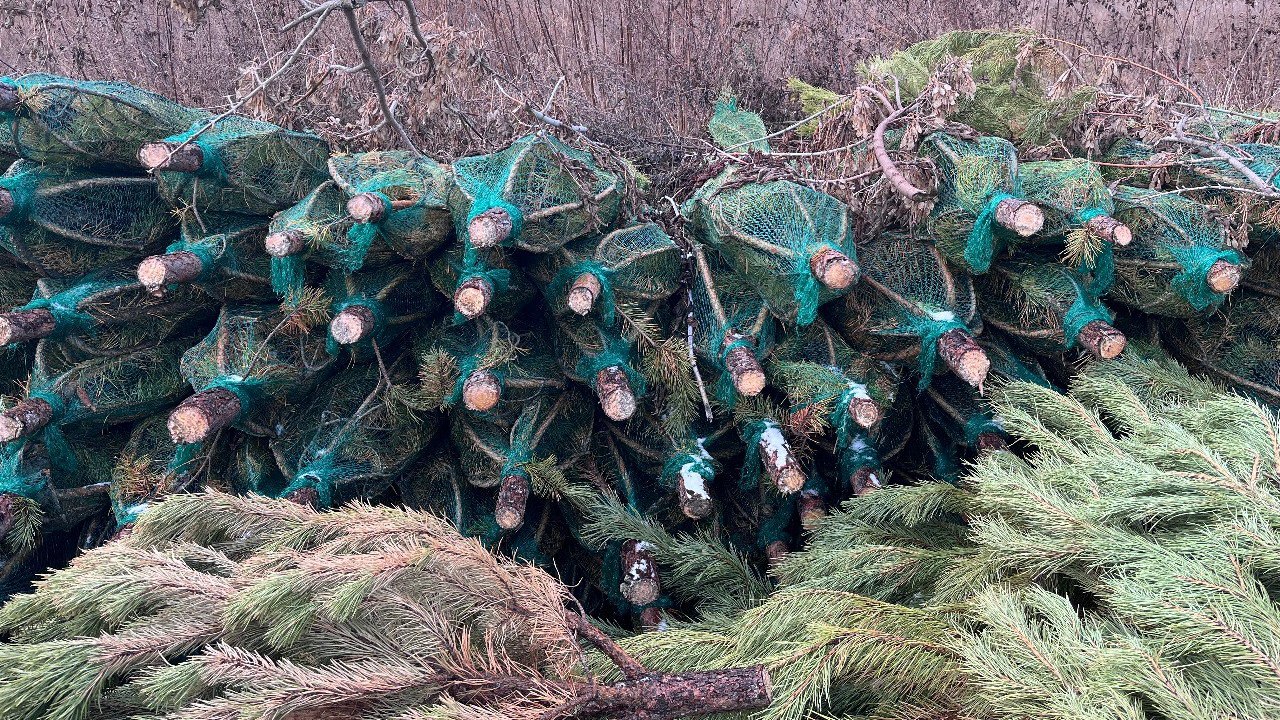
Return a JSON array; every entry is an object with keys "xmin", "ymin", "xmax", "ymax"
[{"xmin": 2, "ymin": 0, "xmax": 1278, "ymax": 187}]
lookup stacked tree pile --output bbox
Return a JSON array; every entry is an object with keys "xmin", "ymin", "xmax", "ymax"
[{"xmin": 0, "ymin": 28, "xmax": 1277, "ymax": 635}]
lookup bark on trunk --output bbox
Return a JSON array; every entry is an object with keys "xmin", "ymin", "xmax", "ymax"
[
  {"xmin": 975, "ymin": 432, "xmax": 1008, "ymax": 452},
  {"xmin": 1084, "ymin": 214, "xmax": 1132, "ymax": 246},
  {"xmin": 0, "ymin": 493, "xmax": 18, "ymax": 544},
  {"xmin": 809, "ymin": 247, "xmax": 858, "ymax": 290},
  {"xmin": 677, "ymin": 470, "xmax": 713, "ymax": 520},
  {"xmin": 1075, "ymin": 320, "xmax": 1127, "ymax": 360},
  {"xmin": 993, "ymin": 197, "xmax": 1044, "ymax": 237},
  {"xmin": 0, "ymin": 308, "xmax": 57, "ymax": 345},
  {"xmin": 329, "ymin": 305, "xmax": 377, "ymax": 345},
  {"xmin": 568, "ymin": 272, "xmax": 602, "ymax": 315},
  {"xmin": 619, "ymin": 539, "xmax": 661, "ymax": 606},
  {"xmin": 168, "ymin": 388, "xmax": 242, "ymax": 444},
  {"xmin": 936, "ymin": 328, "xmax": 990, "ymax": 389},
  {"xmin": 1206, "ymin": 259, "xmax": 1242, "ymax": 293},
  {"xmin": 722, "ymin": 331, "xmax": 766, "ymax": 397},
  {"xmin": 850, "ymin": 466, "xmax": 883, "ymax": 496},
  {"xmin": 758, "ymin": 431, "xmax": 805, "ymax": 493},
  {"xmin": 495, "ymin": 473, "xmax": 530, "ymax": 531},
  {"xmin": 264, "ymin": 230, "xmax": 305, "ymax": 257},
  {"xmin": 462, "ymin": 370, "xmax": 502, "ymax": 411},
  {"xmin": 467, "ymin": 207, "xmax": 514, "ymax": 248},
  {"xmin": 0, "ymin": 398, "xmax": 55, "ymax": 443},
  {"xmin": 454, "ymin": 277, "xmax": 493, "ymax": 319},
  {"xmin": 138, "ymin": 141, "xmax": 204, "ymax": 173},
  {"xmin": 575, "ymin": 666, "xmax": 773, "ymax": 720},
  {"xmin": 284, "ymin": 486, "xmax": 321, "ymax": 508},
  {"xmin": 596, "ymin": 366, "xmax": 637, "ymax": 421},
  {"xmin": 138, "ymin": 251, "xmax": 205, "ymax": 293}
]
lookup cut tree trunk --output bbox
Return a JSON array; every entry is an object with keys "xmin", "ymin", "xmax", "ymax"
[
  {"xmin": 1076, "ymin": 320, "xmax": 1127, "ymax": 360},
  {"xmin": 495, "ymin": 473, "xmax": 530, "ymax": 531},
  {"xmin": 848, "ymin": 395, "xmax": 882, "ymax": 429},
  {"xmin": 0, "ymin": 308, "xmax": 57, "ymax": 345},
  {"xmin": 677, "ymin": 469, "xmax": 713, "ymax": 520},
  {"xmin": 462, "ymin": 370, "xmax": 502, "ymax": 411},
  {"xmin": 1206, "ymin": 259, "xmax": 1242, "ymax": 293},
  {"xmin": 809, "ymin": 247, "xmax": 858, "ymax": 290},
  {"xmin": 454, "ymin": 277, "xmax": 493, "ymax": 319},
  {"xmin": 1084, "ymin": 214, "xmax": 1132, "ymax": 246},
  {"xmin": 850, "ymin": 466, "xmax": 883, "ymax": 496},
  {"xmin": 138, "ymin": 142, "xmax": 204, "ymax": 173},
  {"xmin": 596, "ymin": 366, "xmax": 637, "ymax": 421},
  {"xmin": 936, "ymin": 329, "xmax": 990, "ymax": 389},
  {"xmin": 568, "ymin": 272, "xmax": 602, "ymax": 315},
  {"xmin": 619, "ymin": 539, "xmax": 661, "ymax": 606},
  {"xmin": 138, "ymin": 251, "xmax": 204, "ymax": 294},
  {"xmin": 329, "ymin": 305, "xmax": 377, "ymax": 345},
  {"xmin": 264, "ymin": 230, "xmax": 305, "ymax": 257},
  {"xmin": 347, "ymin": 193, "xmax": 417, "ymax": 223},
  {"xmin": 468, "ymin": 207, "xmax": 515, "ymax": 248},
  {"xmin": 993, "ymin": 198, "xmax": 1044, "ymax": 237},
  {"xmin": 168, "ymin": 388, "xmax": 242, "ymax": 444},
  {"xmin": 722, "ymin": 331, "xmax": 766, "ymax": 397},
  {"xmin": 757, "ymin": 427, "xmax": 805, "ymax": 493},
  {"xmin": 0, "ymin": 398, "xmax": 55, "ymax": 443}
]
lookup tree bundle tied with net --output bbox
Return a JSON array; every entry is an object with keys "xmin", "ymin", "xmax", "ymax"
[
  {"xmin": 323, "ymin": 264, "xmax": 441, "ymax": 356},
  {"xmin": 450, "ymin": 133, "xmax": 624, "ymax": 252},
  {"xmin": 684, "ymin": 98, "xmax": 859, "ymax": 326},
  {"xmin": 603, "ymin": 412, "xmax": 723, "ymax": 521},
  {"xmin": 269, "ymin": 363, "xmax": 441, "ymax": 509},
  {"xmin": 1109, "ymin": 185, "xmax": 1245, "ymax": 316},
  {"xmin": 0, "ymin": 430, "xmax": 121, "ymax": 554},
  {"xmin": 0, "ymin": 161, "xmax": 177, "ymax": 277},
  {"xmin": 825, "ymin": 232, "xmax": 989, "ymax": 390},
  {"xmin": 922, "ymin": 132, "xmax": 1044, "ymax": 274},
  {"xmin": 1164, "ymin": 292, "xmax": 1280, "ymax": 406},
  {"xmin": 0, "ymin": 263, "xmax": 210, "ymax": 353},
  {"xmin": 108, "ymin": 414, "xmax": 217, "ymax": 531},
  {"xmin": 140, "ymin": 115, "xmax": 330, "ymax": 216},
  {"xmin": 552, "ymin": 311, "xmax": 648, "ymax": 422},
  {"xmin": 414, "ymin": 316, "xmax": 565, "ymax": 414},
  {"xmin": 427, "ymin": 238, "xmax": 537, "ymax": 322},
  {"xmin": 169, "ymin": 304, "xmax": 335, "ymax": 446},
  {"xmin": 530, "ymin": 222, "xmax": 681, "ymax": 326},
  {"xmin": 263, "ymin": 180, "xmax": 360, "ymax": 303},
  {"xmin": 687, "ymin": 241, "xmax": 774, "ymax": 406},
  {"xmin": 861, "ymin": 30, "xmax": 1096, "ymax": 145},
  {"xmin": 1019, "ymin": 158, "xmax": 1131, "ymax": 291},
  {"xmin": 921, "ymin": 371, "xmax": 1009, "ymax": 456},
  {"xmin": 137, "ymin": 213, "xmax": 272, "ymax": 301},
  {"xmin": 328, "ymin": 150, "xmax": 454, "ymax": 266},
  {"xmin": 975, "ymin": 259, "xmax": 1127, "ymax": 359},
  {"xmin": 0, "ymin": 74, "xmax": 208, "ymax": 170}
]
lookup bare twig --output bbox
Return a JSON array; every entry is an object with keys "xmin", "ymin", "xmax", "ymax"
[
  {"xmin": 1172, "ymin": 116, "xmax": 1280, "ymax": 197},
  {"xmin": 341, "ymin": 2, "xmax": 423, "ymax": 155},
  {"xmin": 565, "ymin": 612, "xmax": 646, "ymax": 680},
  {"xmin": 872, "ymin": 102, "xmax": 931, "ymax": 202}
]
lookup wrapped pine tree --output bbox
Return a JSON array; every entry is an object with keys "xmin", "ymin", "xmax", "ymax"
[
  {"xmin": 108, "ymin": 414, "xmax": 217, "ymax": 531},
  {"xmin": 921, "ymin": 372, "xmax": 1008, "ymax": 455},
  {"xmin": 139, "ymin": 115, "xmax": 330, "ymax": 215},
  {"xmin": 688, "ymin": 241, "xmax": 774, "ymax": 404},
  {"xmin": 427, "ymin": 238, "xmax": 538, "ymax": 321},
  {"xmin": 268, "ymin": 363, "xmax": 440, "ymax": 508},
  {"xmin": 605, "ymin": 412, "xmax": 724, "ymax": 521},
  {"xmin": 825, "ymin": 232, "xmax": 989, "ymax": 390},
  {"xmin": 0, "ymin": 74, "xmax": 207, "ymax": 169},
  {"xmin": 167, "ymin": 303, "xmax": 335, "ymax": 445},
  {"xmin": 1164, "ymin": 292, "xmax": 1279, "ymax": 406},
  {"xmin": 683, "ymin": 99, "xmax": 859, "ymax": 326},
  {"xmin": 0, "ymin": 263, "xmax": 210, "ymax": 353},
  {"xmin": 530, "ymin": 222, "xmax": 682, "ymax": 326},
  {"xmin": 0, "ymin": 160, "xmax": 176, "ymax": 277},
  {"xmin": 1109, "ymin": 185, "xmax": 1246, "ymax": 316},
  {"xmin": 0, "ymin": 429, "xmax": 122, "ymax": 552},
  {"xmin": 922, "ymin": 132, "xmax": 1044, "ymax": 274},
  {"xmin": 975, "ymin": 259, "xmax": 1128, "ymax": 359},
  {"xmin": 553, "ymin": 311, "xmax": 648, "ymax": 421},
  {"xmin": 329, "ymin": 150, "xmax": 454, "ymax": 264},
  {"xmin": 0, "ymin": 340, "xmax": 187, "ymax": 451},
  {"xmin": 1019, "ymin": 158, "xmax": 1131, "ymax": 292},
  {"xmin": 450, "ymin": 391, "xmax": 594, "ymax": 531},
  {"xmin": 136, "ymin": 213, "xmax": 273, "ymax": 301},
  {"xmin": 415, "ymin": 317, "xmax": 564, "ymax": 414},
  {"xmin": 323, "ymin": 263, "xmax": 441, "ymax": 356},
  {"xmin": 450, "ymin": 133, "xmax": 624, "ymax": 251}
]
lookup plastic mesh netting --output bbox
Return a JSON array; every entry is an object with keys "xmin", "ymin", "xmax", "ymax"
[
  {"xmin": 687, "ymin": 243, "xmax": 776, "ymax": 406},
  {"xmin": 975, "ymin": 260, "xmax": 1117, "ymax": 354},
  {"xmin": 160, "ymin": 213, "xmax": 273, "ymax": 302},
  {"xmin": 1110, "ymin": 185, "xmax": 1244, "ymax": 316},
  {"xmin": 450, "ymin": 391, "xmax": 594, "ymax": 492},
  {"xmin": 1166, "ymin": 293, "xmax": 1280, "ymax": 406},
  {"xmin": 154, "ymin": 115, "xmax": 331, "ymax": 215},
  {"xmin": 450, "ymin": 134, "xmax": 623, "ymax": 252},
  {"xmin": 0, "ymin": 161, "xmax": 176, "ymax": 276},
  {"xmin": 328, "ymin": 150, "xmax": 454, "ymax": 264},
  {"xmin": 266, "ymin": 181, "xmax": 364, "ymax": 302},
  {"xmin": 109, "ymin": 415, "xmax": 216, "ymax": 528},
  {"xmin": 922, "ymin": 132, "xmax": 1030, "ymax": 274},
  {"xmin": 324, "ymin": 264, "xmax": 441, "ymax": 355},
  {"xmin": 0, "ymin": 74, "xmax": 208, "ymax": 170}
]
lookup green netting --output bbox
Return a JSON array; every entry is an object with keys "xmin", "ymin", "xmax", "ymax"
[
  {"xmin": 976, "ymin": 260, "xmax": 1116, "ymax": 353},
  {"xmin": 553, "ymin": 310, "xmax": 646, "ymax": 393},
  {"xmin": 921, "ymin": 132, "xmax": 1029, "ymax": 274},
  {"xmin": 0, "ymin": 73, "xmax": 208, "ymax": 170},
  {"xmin": 1019, "ymin": 159, "xmax": 1119, "ymax": 291},
  {"xmin": 707, "ymin": 93, "xmax": 770, "ymax": 152},
  {"xmin": 12, "ymin": 264, "xmax": 209, "ymax": 352},
  {"xmin": 324, "ymin": 264, "xmax": 441, "ymax": 356},
  {"xmin": 179, "ymin": 304, "xmax": 335, "ymax": 436},
  {"xmin": 533, "ymin": 222, "xmax": 681, "ymax": 326},
  {"xmin": 449, "ymin": 392, "xmax": 594, "ymax": 492},
  {"xmin": 427, "ymin": 241, "xmax": 537, "ymax": 323},
  {"xmin": 154, "ymin": 115, "xmax": 330, "ymax": 215},
  {"xmin": 1244, "ymin": 242, "xmax": 1280, "ymax": 297},
  {"xmin": 415, "ymin": 317, "xmax": 563, "ymax": 413},
  {"xmin": 687, "ymin": 244, "xmax": 776, "ymax": 406},
  {"xmin": 450, "ymin": 133, "xmax": 623, "ymax": 252},
  {"xmin": 109, "ymin": 415, "xmax": 214, "ymax": 527},
  {"xmin": 1167, "ymin": 293, "xmax": 1280, "ymax": 406},
  {"xmin": 0, "ymin": 161, "xmax": 176, "ymax": 276},
  {"xmin": 161, "ymin": 213, "xmax": 273, "ymax": 301},
  {"xmin": 218, "ymin": 432, "xmax": 286, "ymax": 499},
  {"xmin": 0, "ymin": 430, "xmax": 120, "ymax": 549},
  {"xmin": 18, "ymin": 341, "xmax": 187, "ymax": 472},
  {"xmin": 860, "ymin": 30, "xmax": 1097, "ymax": 145},
  {"xmin": 923, "ymin": 373, "xmax": 1006, "ymax": 450},
  {"xmin": 271, "ymin": 364, "xmax": 439, "ymax": 508},
  {"xmin": 266, "ymin": 181, "xmax": 363, "ymax": 302},
  {"xmin": 768, "ymin": 319, "xmax": 899, "ymax": 453},
  {"xmin": 329, "ymin": 151, "xmax": 454, "ymax": 265},
  {"xmin": 1176, "ymin": 142, "xmax": 1280, "ymax": 193},
  {"xmin": 824, "ymin": 232, "xmax": 980, "ymax": 390},
  {"xmin": 683, "ymin": 166, "xmax": 858, "ymax": 326},
  {"xmin": 1110, "ymin": 186, "xmax": 1244, "ymax": 316},
  {"xmin": 978, "ymin": 331, "xmax": 1053, "ymax": 387}
]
